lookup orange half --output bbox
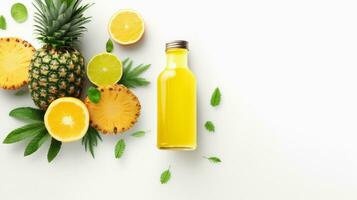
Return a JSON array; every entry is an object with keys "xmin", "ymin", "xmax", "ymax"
[
  {"xmin": 108, "ymin": 9, "xmax": 145, "ymax": 45},
  {"xmin": 44, "ymin": 97, "xmax": 89, "ymax": 142}
]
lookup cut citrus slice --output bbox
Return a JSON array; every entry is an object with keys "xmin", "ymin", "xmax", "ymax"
[
  {"xmin": 85, "ymin": 84, "xmax": 141, "ymax": 134},
  {"xmin": 44, "ymin": 97, "xmax": 89, "ymax": 142},
  {"xmin": 87, "ymin": 52, "xmax": 123, "ymax": 87},
  {"xmin": 0, "ymin": 37, "xmax": 35, "ymax": 90},
  {"xmin": 108, "ymin": 9, "xmax": 145, "ymax": 45}
]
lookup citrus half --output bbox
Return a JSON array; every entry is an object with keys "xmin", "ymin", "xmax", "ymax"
[
  {"xmin": 87, "ymin": 52, "xmax": 123, "ymax": 87},
  {"xmin": 108, "ymin": 9, "xmax": 145, "ymax": 45},
  {"xmin": 44, "ymin": 97, "xmax": 89, "ymax": 142}
]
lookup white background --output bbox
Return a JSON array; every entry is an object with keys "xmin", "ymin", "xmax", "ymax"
[{"xmin": 1, "ymin": 0, "xmax": 357, "ymax": 199}]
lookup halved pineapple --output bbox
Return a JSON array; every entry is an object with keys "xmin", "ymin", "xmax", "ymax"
[
  {"xmin": 0, "ymin": 37, "xmax": 35, "ymax": 90},
  {"xmin": 85, "ymin": 84, "xmax": 141, "ymax": 134}
]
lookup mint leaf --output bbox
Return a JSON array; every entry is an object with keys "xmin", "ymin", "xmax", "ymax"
[
  {"xmin": 9, "ymin": 107, "xmax": 45, "ymax": 122},
  {"xmin": 3, "ymin": 123, "xmax": 45, "ymax": 144},
  {"xmin": 204, "ymin": 156, "xmax": 222, "ymax": 163},
  {"xmin": 11, "ymin": 3, "xmax": 28, "ymax": 23},
  {"xmin": 131, "ymin": 130, "xmax": 146, "ymax": 137},
  {"xmin": 24, "ymin": 129, "xmax": 50, "ymax": 156},
  {"xmin": 160, "ymin": 168, "xmax": 171, "ymax": 184},
  {"xmin": 14, "ymin": 89, "xmax": 27, "ymax": 96},
  {"xmin": 210, "ymin": 87, "xmax": 221, "ymax": 107},
  {"xmin": 0, "ymin": 15, "xmax": 6, "ymax": 30},
  {"xmin": 115, "ymin": 139, "xmax": 125, "ymax": 159},
  {"xmin": 106, "ymin": 38, "xmax": 114, "ymax": 53},
  {"xmin": 87, "ymin": 86, "xmax": 101, "ymax": 103},
  {"xmin": 47, "ymin": 138, "xmax": 61, "ymax": 163},
  {"xmin": 204, "ymin": 121, "xmax": 215, "ymax": 132}
]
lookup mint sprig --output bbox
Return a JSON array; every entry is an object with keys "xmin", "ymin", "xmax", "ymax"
[
  {"xmin": 131, "ymin": 130, "xmax": 146, "ymax": 137},
  {"xmin": 118, "ymin": 58, "xmax": 150, "ymax": 88},
  {"xmin": 204, "ymin": 121, "xmax": 215, "ymax": 132},
  {"xmin": 82, "ymin": 126, "xmax": 102, "ymax": 158},
  {"xmin": 115, "ymin": 139, "xmax": 126, "ymax": 159},
  {"xmin": 106, "ymin": 38, "xmax": 114, "ymax": 53},
  {"xmin": 87, "ymin": 86, "xmax": 101, "ymax": 103},
  {"xmin": 160, "ymin": 167, "xmax": 171, "ymax": 184},
  {"xmin": 3, "ymin": 107, "xmax": 61, "ymax": 162},
  {"xmin": 204, "ymin": 156, "xmax": 222, "ymax": 163},
  {"xmin": 210, "ymin": 87, "xmax": 221, "ymax": 107}
]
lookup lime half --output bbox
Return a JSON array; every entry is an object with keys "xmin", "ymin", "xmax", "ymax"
[{"xmin": 87, "ymin": 53, "xmax": 123, "ymax": 87}]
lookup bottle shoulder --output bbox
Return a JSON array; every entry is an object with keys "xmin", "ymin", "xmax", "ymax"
[{"xmin": 158, "ymin": 67, "xmax": 195, "ymax": 80}]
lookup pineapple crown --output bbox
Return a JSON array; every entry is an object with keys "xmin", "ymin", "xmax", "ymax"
[{"xmin": 33, "ymin": 0, "xmax": 92, "ymax": 48}]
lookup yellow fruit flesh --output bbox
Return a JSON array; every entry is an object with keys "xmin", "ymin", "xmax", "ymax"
[
  {"xmin": 0, "ymin": 37, "xmax": 35, "ymax": 89},
  {"xmin": 86, "ymin": 84, "xmax": 141, "ymax": 134},
  {"xmin": 45, "ymin": 98, "xmax": 89, "ymax": 142},
  {"xmin": 87, "ymin": 53, "xmax": 122, "ymax": 87},
  {"xmin": 109, "ymin": 10, "xmax": 144, "ymax": 45}
]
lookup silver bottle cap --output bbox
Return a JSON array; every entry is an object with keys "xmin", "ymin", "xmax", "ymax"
[{"xmin": 166, "ymin": 40, "xmax": 189, "ymax": 51}]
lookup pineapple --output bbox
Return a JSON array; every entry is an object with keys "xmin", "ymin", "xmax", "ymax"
[
  {"xmin": 29, "ymin": 0, "xmax": 91, "ymax": 110},
  {"xmin": 85, "ymin": 84, "xmax": 141, "ymax": 134},
  {"xmin": 0, "ymin": 37, "xmax": 35, "ymax": 90}
]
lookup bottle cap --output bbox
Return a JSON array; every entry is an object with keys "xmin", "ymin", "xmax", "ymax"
[{"xmin": 166, "ymin": 40, "xmax": 189, "ymax": 51}]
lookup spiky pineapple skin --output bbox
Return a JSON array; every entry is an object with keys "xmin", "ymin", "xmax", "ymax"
[{"xmin": 28, "ymin": 46, "xmax": 85, "ymax": 110}]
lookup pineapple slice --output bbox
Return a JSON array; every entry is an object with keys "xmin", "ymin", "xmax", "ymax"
[
  {"xmin": 0, "ymin": 37, "xmax": 35, "ymax": 90},
  {"xmin": 85, "ymin": 84, "xmax": 141, "ymax": 134}
]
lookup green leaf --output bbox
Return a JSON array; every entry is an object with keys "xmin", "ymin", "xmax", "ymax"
[
  {"xmin": 9, "ymin": 107, "xmax": 45, "ymax": 122},
  {"xmin": 87, "ymin": 86, "xmax": 101, "ymax": 103},
  {"xmin": 82, "ymin": 126, "xmax": 102, "ymax": 158},
  {"xmin": 210, "ymin": 87, "xmax": 221, "ymax": 107},
  {"xmin": 160, "ymin": 168, "xmax": 171, "ymax": 184},
  {"xmin": 118, "ymin": 58, "xmax": 151, "ymax": 88},
  {"xmin": 11, "ymin": 3, "xmax": 28, "ymax": 23},
  {"xmin": 131, "ymin": 130, "xmax": 146, "ymax": 137},
  {"xmin": 204, "ymin": 121, "xmax": 215, "ymax": 132},
  {"xmin": 114, "ymin": 139, "xmax": 125, "ymax": 159},
  {"xmin": 3, "ymin": 123, "xmax": 45, "ymax": 144},
  {"xmin": 24, "ymin": 129, "xmax": 50, "ymax": 156},
  {"xmin": 106, "ymin": 38, "xmax": 114, "ymax": 53},
  {"xmin": 14, "ymin": 89, "xmax": 27, "ymax": 96},
  {"xmin": 204, "ymin": 156, "xmax": 222, "ymax": 163},
  {"xmin": 47, "ymin": 138, "xmax": 61, "ymax": 163},
  {"xmin": 0, "ymin": 15, "xmax": 6, "ymax": 30}
]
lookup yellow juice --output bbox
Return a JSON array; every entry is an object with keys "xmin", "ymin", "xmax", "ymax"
[{"xmin": 157, "ymin": 41, "xmax": 196, "ymax": 150}]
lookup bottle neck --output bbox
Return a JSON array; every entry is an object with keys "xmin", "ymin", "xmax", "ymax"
[{"xmin": 166, "ymin": 48, "xmax": 188, "ymax": 69}]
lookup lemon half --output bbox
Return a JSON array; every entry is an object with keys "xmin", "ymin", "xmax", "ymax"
[{"xmin": 108, "ymin": 9, "xmax": 145, "ymax": 45}]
